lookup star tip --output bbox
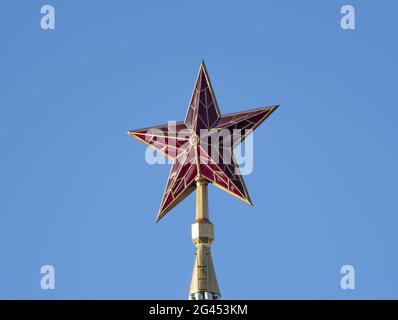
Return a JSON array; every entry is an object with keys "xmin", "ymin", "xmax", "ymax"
[
  {"xmin": 127, "ymin": 130, "xmax": 140, "ymax": 138},
  {"xmin": 155, "ymin": 212, "xmax": 164, "ymax": 223},
  {"xmin": 244, "ymin": 197, "xmax": 253, "ymax": 206},
  {"xmin": 242, "ymin": 197, "xmax": 253, "ymax": 206}
]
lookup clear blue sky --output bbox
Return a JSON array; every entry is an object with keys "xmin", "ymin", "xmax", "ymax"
[{"xmin": 1, "ymin": 0, "xmax": 397, "ymax": 299}]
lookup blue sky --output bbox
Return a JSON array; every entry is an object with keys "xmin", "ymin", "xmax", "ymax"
[{"xmin": 0, "ymin": 0, "xmax": 397, "ymax": 299}]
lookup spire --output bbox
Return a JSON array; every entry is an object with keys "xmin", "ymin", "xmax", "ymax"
[{"xmin": 188, "ymin": 177, "xmax": 221, "ymax": 300}]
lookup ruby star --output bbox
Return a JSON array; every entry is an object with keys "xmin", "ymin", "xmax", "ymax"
[{"xmin": 128, "ymin": 62, "xmax": 278, "ymax": 222}]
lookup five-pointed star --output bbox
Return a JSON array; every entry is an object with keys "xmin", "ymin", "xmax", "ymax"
[{"xmin": 128, "ymin": 62, "xmax": 278, "ymax": 222}]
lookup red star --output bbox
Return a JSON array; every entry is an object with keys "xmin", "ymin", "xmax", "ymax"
[{"xmin": 128, "ymin": 62, "xmax": 278, "ymax": 222}]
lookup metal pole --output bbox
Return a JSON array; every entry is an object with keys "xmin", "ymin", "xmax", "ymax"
[{"xmin": 189, "ymin": 177, "xmax": 221, "ymax": 300}]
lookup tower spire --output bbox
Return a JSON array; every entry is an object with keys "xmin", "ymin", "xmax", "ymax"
[
  {"xmin": 128, "ymin": 62, "xmax": 278, "ymax": 299},
  {"xmin": 189, "ymin": 177, "xmax": 220, "ymax": 300}
]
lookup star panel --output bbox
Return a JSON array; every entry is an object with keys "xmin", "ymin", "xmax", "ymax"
[
  {"xmin": 128, "ymin": 122, "xmax": 191, "ymax": 159},
  {"xmin": 209, "ymin": 105, "xmax": 279, "ymax": 147},
  {"xmin": 156, "ymin": 150, "xmax": 198, "ymax": 221},
  {"xmin": 198, "ymin": 145, "xmax": 252, "ymax": 205},
  {"xmin": 185, "ymin": 63, "xmax": 221, "ymax": 134}
]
